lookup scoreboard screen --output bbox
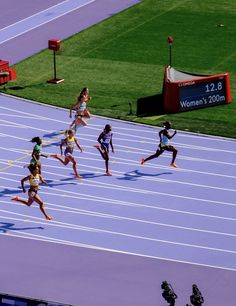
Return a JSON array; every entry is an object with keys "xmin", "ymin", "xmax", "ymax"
[
  {"xmin": 179, "ymin": 77, "xmax": 226, "ymax": 111},
  {"xmin": 163, "ymin": 66, "xmax": 231, "ymax": 113}
]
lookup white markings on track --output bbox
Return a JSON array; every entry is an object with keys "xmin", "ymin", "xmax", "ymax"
[
  {"xmin": 0, "ymin": 0, "xmax": 95, "ymax": 45},
  {"xmin": 0, "ymin": 202, "xmax": 236, "ymax": 256},
  {"xmin": 1, "ymin": 97, "xmax": 236, "ymax": 270}
]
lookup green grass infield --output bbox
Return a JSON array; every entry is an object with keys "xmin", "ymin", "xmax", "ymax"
[{"xmin": 4, "ymin": 0, "xmax": 236, "ymax": 138}]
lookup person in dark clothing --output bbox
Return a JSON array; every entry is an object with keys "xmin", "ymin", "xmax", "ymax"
[
  {"xmin": 161, "ymin": 281, "xmax": 178, "ymax": 306},
  {"xmin": 190, "ymin": 284, "xmax": 204, "ymax": 306}
]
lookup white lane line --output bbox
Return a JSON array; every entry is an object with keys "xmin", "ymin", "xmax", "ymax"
[
  {"xmin": 0, "ymin": 209, "xmax": 235, "ymax": 255},
  {"xmin": 2, "ymin": 94, "xmax": 235, "ymax": 145},
  {"xmin": 0, "ymin": 198, "xmax": 236, "ymax": 238},
  {"xmin": 1, "ymin": 104, "xmax": 235, "ymax": 154},
  {"xmin": 1, "ymin": 139, "xmax": 236, "ymax": 180},
  {"xmin": 1, "ymin": 127, "xmax": 236, "ymax": 167},
  {"xmin": 1, "ymin": 173, "xmax": 236, "ymax": 214},
  {"xmin": 1, "ymin": 172, "xmax": 236, "ymax": 221},
  {"xmin": 0, "ymin": 0, "xmax": 95, "ymax": 45},
  {"xmin": 0, "ymin": 148, "xmax": 235, "ymax": 193},
  {"xmin": 2, "ymin": 228, "xmax": 235, "ymax": 272},
  {"xmin": 1, "ymin": 161, "xmax": 236, "ymax": 210},
  {"xmin": 0, "ymin": 113, "xmax": 46, "ymax": 120},
  {"xmin": 1, "ymin": 144, "xmax": 235, "ymax": 185}
]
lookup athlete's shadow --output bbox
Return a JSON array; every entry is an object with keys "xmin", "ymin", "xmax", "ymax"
[
  {"xmin": 43, "ymin": 130, "xmax": 65, "ymax": 148},
  {"xmin": 46, "ymin": 177, "xmax": 78, "ymax": 187},
  {"xmin": 81, "ymin": 172, "xmax": 107, "ymax": 179},
  {"xmin": 45, "ymin": 173, "xmax": 106, "ymax": 186},
  {"xmin": 43, "ymin": 130, "xmax": 64, "ymax": 139},
  {"xmin": 0, "ymin": 188, "xmax": 21, "ymax": 198},
  {"xmin": 117, "ymin": 170, "xmax": 173, "ymax": 181},
  {"xmin": 0, "ymin": 222, "xmax": 44, "ymax": 233}
]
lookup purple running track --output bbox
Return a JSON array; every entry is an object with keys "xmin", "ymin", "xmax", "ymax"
[
  {"xmin": 0, "ymin": 0, "xmax": 236, "ymax": 305},
  {"xmin": 0, "ymin": 95, "xmax": 236, "ymax": 305},
  {"xmin": 0, "ymin": 0, "xmax": 142, "ymax": 65},
  {"xmin": 1, "ymin": 234, "xmax": 235, "ymax": 306}
]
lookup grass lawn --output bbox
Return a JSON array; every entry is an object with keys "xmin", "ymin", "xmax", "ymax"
[{"xmin": 5, "ymin": 0, "xmax": 236, "ymax": 138}]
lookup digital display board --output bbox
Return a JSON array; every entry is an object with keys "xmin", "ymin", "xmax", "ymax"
[
  {"xmin": 179, "ymin": 77, "xmax": 226, "ymax": 111},
  {"xmin": 162, "ymin": 66, "xmax": 231, "ymax": 113}
]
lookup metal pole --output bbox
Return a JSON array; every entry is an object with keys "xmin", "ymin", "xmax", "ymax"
[
  {"xmin": 169, "ymin": 43, "xmax": 172, "ymax": 67},
  {"xmin": 53, "ymin": 50, "xmax": 57, "ymax": 80},
  {"xmin": 167, "ymin": 37, "xmax": 174, "ymax": 67}
]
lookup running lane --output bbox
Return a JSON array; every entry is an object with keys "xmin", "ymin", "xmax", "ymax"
[
  {"xmin": 0, "ymin": 0, "xmax": 95, "ymax": 45},
  {"xmin": 0, "ymin": 95, "xmax": 236, "ymax": 306},
  {"xmin": 0, "ymin": 0, "xmax": 142, "ymax": 64}
]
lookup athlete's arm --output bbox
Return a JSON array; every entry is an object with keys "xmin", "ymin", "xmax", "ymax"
[
  {"xmin": 110, "ymin": 134, "xmax": 114, "ymax": 153},
  {"xmin": 74, "ymin": 138, "xmax": 83, "ymax": 152},
  {"xmin": 21, "ymin": 175, "xmax": 30, "ymax": 193},
  {"xmin": 39, "ymin": 175, "xmax": 47, "ymax": 185},
  {"xmin": 60, "ymin": 139, "xmax": 66, "ymax": 155}
]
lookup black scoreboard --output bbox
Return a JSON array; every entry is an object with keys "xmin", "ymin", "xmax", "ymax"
[{"xmin": 179, "ymin": 77, "xmax": 227, "ymax": 111}]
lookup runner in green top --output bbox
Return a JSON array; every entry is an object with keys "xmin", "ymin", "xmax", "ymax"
[{"xmin": 29, "ymin": 137, "xmax": 48, "ymax": 174}]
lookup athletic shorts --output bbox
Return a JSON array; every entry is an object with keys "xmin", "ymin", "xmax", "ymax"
[
  {"xmin": 64, "ymin": 148, "xmax": 73, "ymax": 156},
  {"xmin": 28, "ymin": 188, "xmax": 38, "ymax": 198},
  {"xmin": 159, "ymin": 144, "xmax": 175, "ymax": 152}
]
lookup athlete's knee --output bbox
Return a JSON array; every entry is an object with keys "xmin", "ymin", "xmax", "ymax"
[{"xmin": 39, "ymin": 202, "xmax": 44, "ymax": 209}]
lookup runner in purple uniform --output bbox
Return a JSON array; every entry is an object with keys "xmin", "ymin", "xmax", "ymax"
[{"xmin": 94, "ymin": 124, "xmax": 114, "ymax": 176}]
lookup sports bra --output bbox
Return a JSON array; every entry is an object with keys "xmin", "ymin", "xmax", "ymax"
[
  {"xmin": 29, "ymin": 174, "xmax": 40, "ymax": 188},
  {"xmin": 102, "ymin": 132, "xmax": 112, "ymax": 144},
  {"xmin": 65, "ymin": 136, "xmax": 75, "ymax": 150}
]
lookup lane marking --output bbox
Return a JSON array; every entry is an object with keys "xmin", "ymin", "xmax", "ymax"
[
  {"xmin": 2, "ymin": 229, "xmax": 236, "ymax": 272},
  {"xmin": 1, "ymin": 173, "xmax": 236, "ymax": 222},
  {"xmin": 0, "ymin": 208, "xmax": 236, "ymax": 255},
  {"xmin": 0, "ymin": 104, "xmax": 235, "ymax": 155},
  {"xmin": 0, "ymin": 198, "xmax": 236, "ymax": 238},
  {"xmin": 0, "ymin": 0, "xmax": 95, "ymax": 45},
  {"xmin": 0, "ymin": 150, "xmax": 30, "ymax": 171},
  {"xmin": 0, "ymin": 148, "xmax": 235, "ymax": 193},
  {"xmin": 1, "ymin": 162, "xmax": 236, "ymax": 210}
]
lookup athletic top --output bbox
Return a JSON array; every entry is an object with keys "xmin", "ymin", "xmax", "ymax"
[
  {"xmin": 75, "ymin": 102, "xmax": 86, "ymax": 115},
  {"xmin": 79, "ymin": 102, "xmax": 86, "ymax": 111},
  {"xmin": 33, "ymin": 144, "xmax": 42, "ymax": 154},
  {"xmin": 29, "ymin": 174, "xmax": 40, "ymax": 188},
  {"xmin": 31, "ymin": 144, "xmax": 42, "ymax": 164},
  {"xmin": 102, "ymin": 131, "xmax": 112, "ymax": 144},
  {"xmin": 65, "ymin": 136, "xmax": 75, "ymax": 151},
  {"xmin": 161, "ymin": 134, "xmax": 169, "ymax": 146},
  {"xmin": 101, "ymin": 131, "xmax": 112, "ymax": 149}
]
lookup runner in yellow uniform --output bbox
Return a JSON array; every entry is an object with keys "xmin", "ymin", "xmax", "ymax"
[
  {"xmin": 51, "ymin": 129, "xmax": 83, "ymax": 179},
  {"xmin": 11, "ymin": 164, "xmax": 52, "ymax": 220}
]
